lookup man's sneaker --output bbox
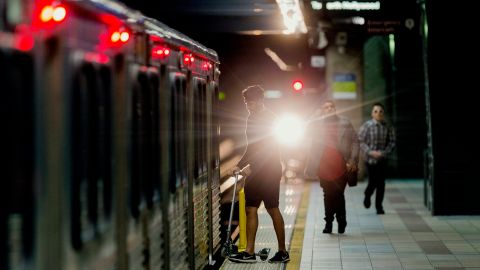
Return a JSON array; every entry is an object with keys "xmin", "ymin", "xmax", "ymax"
[
  {"xmin": 228, "ymin": 251, "xmax": 256, "ymax": 263},
  {"xmin": 268, "ymin": 251, "xmax": 290, "ymax": 263},
  {"xmin": 377, "ymin": 208, "xmax": 385, "ymax": 215}
]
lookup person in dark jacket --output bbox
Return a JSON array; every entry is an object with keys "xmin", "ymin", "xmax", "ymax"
[
  {"xmin": 358, "ymin": 102, "xmax": 396, "ymax": 214},
  {"xmin": 229, "ymin": 85, "xmax": 289, "ymax": 264},
  {"xmin": 305, "ymin": 100, "xmax": 359, "ymax": 234}
]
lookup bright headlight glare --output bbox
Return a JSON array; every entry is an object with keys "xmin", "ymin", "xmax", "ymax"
[{"xmin": 273, "ymin": 114, "xmax": 305, "ymax": 146}]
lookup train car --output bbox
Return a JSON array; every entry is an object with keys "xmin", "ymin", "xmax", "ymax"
[{"xmin": 0, "ymin": 0, "xmax": 222, "ymax": 269}]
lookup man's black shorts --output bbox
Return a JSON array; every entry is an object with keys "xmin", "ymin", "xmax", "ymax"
[{"xmin": 244, "ymin": 170, "xmax": 282, "ymax": 209}]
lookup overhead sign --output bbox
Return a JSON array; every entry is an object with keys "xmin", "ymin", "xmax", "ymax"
[
  {"xmin": 366, "ymin": 18, "xmax": 416, "ymax": 34},
  {"xmin": 309, "ymin": 0, "xmax": 419, "ymax": 34},
  {"xmin": 332, "ymin": 73, "xmax": 357, "ymax": 99},
  {"xmin": 310, "ymin": 0, "xmax": 380, "ymax": 10},
  {"xmin": 325, "ymin": 1, "xmax": 380, "ymax": 10},
  {"xmin": 310, "ymin": 55, "xmax": 326, "ymax": 68}
]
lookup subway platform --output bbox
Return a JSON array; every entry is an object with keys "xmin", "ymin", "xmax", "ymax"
[{"xmin": 220, "ymin": 179, "xmax": 480, "ymax": 270}]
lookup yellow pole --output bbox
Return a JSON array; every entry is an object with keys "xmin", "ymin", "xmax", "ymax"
[{"xmin": 238, "ymin": 187, "xmax": 247, "ymax": 251}]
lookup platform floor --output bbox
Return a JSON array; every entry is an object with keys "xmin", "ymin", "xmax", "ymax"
[{"xmin": 221, "ymin": 179, "xmax": 480, "ymax": 270}]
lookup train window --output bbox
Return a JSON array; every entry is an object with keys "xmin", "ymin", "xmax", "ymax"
[
  {"xmin": 168, "ymin": 78, "xmax": 176, "ymax": 193},
  {"xmin": 129, "ymin": 71, "xmax": 161, "ymax": 215},
  {"xmin": 71, "ymin": 63, "xmax": 112, "ymax": 248},
  {"xmin": 201, "ymin": 82, "xmax": 208, "ymax": 174},
  {"xmin": 168, "ymin": 74, "xmax": 187, "ymax": 193},
  {"xmin": 130, "ymin": 77, "xmax": 142, "ymax": 218},
  {"xmin": 193, "ymin": 80, "xmax": 201, "ymax": 179},
  {"xmin": 180, "ymin": 78, "xmax": 188, "ymax": 186},
  {"xmin": 213, "ymin": 86, "xmax": 220, "ymax": 168},
  {"xmin": 0, "ymin": 51, "xmax": 35, "ymax": 269},
  {"xmin": 131, "ymin": 72, "xmax": 155, "ymax": 217},
  {"xmin": 148, "ymin": 73, "xmax": 161, "ymax": 200},
  {"xmin": 98, "ymin": 66, "xmax": 113, "ymax": 219},
  {"xmin": 212, "ymin": 86, "xmax": 221, "ymax": 186},
  {"xmin": 71, "ymin": 63, "xmax": 95, "ymax": 249},
  {"xmin": 193, "ymin": 78, "xmax": 208, "ymax": 181}
]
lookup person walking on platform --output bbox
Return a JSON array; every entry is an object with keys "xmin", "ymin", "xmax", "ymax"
[
  {"xmin": 228, "ymin": 85, "xmax": 290, "ymax": 264},
  {"xmin": 304, "ymin": 100, "xmax": 359, "ymax": 234},
  {"xmin": 358, "ymin": 102, "xmax": 396, "ymax": 214}
]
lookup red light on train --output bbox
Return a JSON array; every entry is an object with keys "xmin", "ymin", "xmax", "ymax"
[
  {"xmin": 110, "ymin": 31, "xmax": 129, "ymax": 43},
  {"xmin": 110, "ymin": 31, "xmax": 120, "ymax": 42},
  {"xmin": 39, "ymin": 4, "xmax": 67, "ymax": 23},
  {"xmin": 202, "ymin": 61, "xmax": 213, "ymax": 70},
  {"xmin": 152, "ymin": 45, "xmax": 170, "ymax": 59},
  {"xmin": 52, "ymin": 6, "xmax": 67, "ymax": 22},
  {"xmin": 120, "ymin": 31, "xmax": 129, "ymax": 42},
  {"xmin": 84, "ymin": 52, "xmax": 110, "ymax": 64},
  {"xmin": 14, "ymin": 24, "xmax": 35, "ymax": 52},
  {"xmin": 101, "ymin": 27, "xmax": 130, "ymax": 49},
  {"xmin": 15, "ymin": 34, "xmax": 35, "ymax": 52},
  {"xmin": 183, "ymin": 54, "xmax": 194, "ymax": 65},
  {"xmin": 40, "ymin": 6, "xmax": 54, "ymax": 22}
]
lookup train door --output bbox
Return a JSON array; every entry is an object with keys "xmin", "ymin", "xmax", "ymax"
[
  {"xmin": 70, "ymin": 60, "xmax": 115, "ymax": 268},
  {"xmin": 0, "ymin": 49, "xmax": 35, "ymax": 270},
  {"xmin": 128, "ymin": 67, "xmax": 164, "ymax": 269},
  {"xmin": 167, "ymin": 73, "xmax": 189, "ymax": 270},
  {"xmin": 192, "ymin": 77, "xmax": 209, "ymax": 268}
]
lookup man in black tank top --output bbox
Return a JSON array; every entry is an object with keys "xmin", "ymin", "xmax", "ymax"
[{"xmin": 229, "ymin": 85, "xmax": 290, "ymax": 264}]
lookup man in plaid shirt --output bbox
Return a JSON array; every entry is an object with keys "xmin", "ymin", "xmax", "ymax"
[{"xmin": 358, "ymin": 102, "xmax": 396, "ymax": 214}]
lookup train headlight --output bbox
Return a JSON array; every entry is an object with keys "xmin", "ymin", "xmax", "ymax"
[{"xmin": 273, "ymin": 114, "xmax": 305, "ymax": 146}]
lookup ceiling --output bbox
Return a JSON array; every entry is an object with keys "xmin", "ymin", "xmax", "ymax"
[
  {"xmin": 120, "ymin": 0, "xmax": 419, "ymax": 40},
  {"xmin": 120, "ymin": 0, "xmax": 309, "ymax": 35}
]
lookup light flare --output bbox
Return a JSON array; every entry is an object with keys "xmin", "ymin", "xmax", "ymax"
[{"xmin": 273, "ymin": 114, "xmax": 305, "ymax": 146}]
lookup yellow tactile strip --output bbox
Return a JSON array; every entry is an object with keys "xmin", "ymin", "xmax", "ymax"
[{"xmin": 286, "ymin": 181, "xmax": 311, "ymax": 270}]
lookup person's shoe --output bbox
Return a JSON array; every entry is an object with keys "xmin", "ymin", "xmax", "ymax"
[
  {"xmin": 322, "ymin": 222, "xmax": 332, "ymax": 234},
  {"xmin": 363, "ymin": 196, "xmax": 371, "ymax": 209},
  {"xmin": 268, "ymin": 251, "xmax": 290, "ymax": 263},
  {"xmin": 376, "ymin": 208, "xmax": 385, "ymax": 215},
  {"xmin": 337, "ymin": 219, "xmax": 347, "ymax": 234},
  {"xmin": 228, "ymin": 251, "xmax": 256, "ymax": 263}
]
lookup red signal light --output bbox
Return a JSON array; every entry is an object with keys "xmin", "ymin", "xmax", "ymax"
[{"xmin": 292, "ymin": 80, "xmax": 303, "ymax": 92}]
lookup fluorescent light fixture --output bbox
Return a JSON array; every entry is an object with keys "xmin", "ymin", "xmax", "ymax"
[
  {"xmin": 265, "ymin": 90, "xmax": 283, "ymax": 99},
  {"xmin": 311, "ymin": 1, "xmax": 322, "ymax": 10},
  {"xmin": 352, "ymin": 16, "xmax": 365, "ymax": 25},
  {"xmin": 264, "ymin": 48, "xmax": 296, "ymax": 71},
  {"xmin": 276, "ymin": 0, "xmax": 308, "ymax": 34}
]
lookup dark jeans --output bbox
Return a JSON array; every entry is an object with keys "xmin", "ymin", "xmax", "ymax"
[
  {"xmin": 365, "ymin": 161, "xmax": 387, "ymax": 210},
  {"xmin": 320, "ymin": 177, "xmax": 347, "ymax": 223}
]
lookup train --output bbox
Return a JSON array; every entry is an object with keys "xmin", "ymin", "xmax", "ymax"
[{"xmin": 1, "ymin": 0, "xmax": 222, "ymax": 269}]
